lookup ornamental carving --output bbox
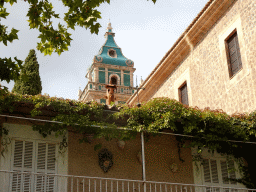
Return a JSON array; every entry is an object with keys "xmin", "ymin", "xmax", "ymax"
[
  {"xmin": 98, "ymin": 148, "xmax": 113, "ymax": 173},
  {"xmin": 94, "ymin": 55, "xmax": 103, "ymax": 63},
  {"xmin": 125, "ymin": 59, "xmax": 134, "ymax": 67},
  {"xmin": 170, "ymin": 163, "xmax": 178, "ymax": 173}
]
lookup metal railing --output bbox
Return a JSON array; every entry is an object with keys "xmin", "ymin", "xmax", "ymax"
[{"xmin": 1, "ymin": 170, "xmax": 255, "ymax": 192}]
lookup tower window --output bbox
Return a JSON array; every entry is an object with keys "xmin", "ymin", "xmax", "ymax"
[
  {"xmin": 225, "ymin": 30, "xmax": 242, "ymax": 78},
  {"xmin": 178, "ymin": 82, "xmax": 189, "ymax": 106},
  {"xmin": 110, "ymin": 76, "xmax": 117, "ymax": 85},
  {"xmin": 108, "ymin": 49, "xmax": 117, "ymax": 58}
]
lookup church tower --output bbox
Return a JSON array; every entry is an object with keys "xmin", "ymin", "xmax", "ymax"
[{"xmin": 78, "ymin": 22, "xmax": 136, "ymax": 104}]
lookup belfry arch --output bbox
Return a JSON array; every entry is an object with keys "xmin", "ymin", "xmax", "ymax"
[{"xmin": 109, "ymin": 74, "xmax": 120, "ymax": 85}]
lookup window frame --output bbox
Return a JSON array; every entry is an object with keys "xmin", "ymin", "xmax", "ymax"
[
  {"xmin": 110, "ymin": 76, "xmax": 117, "ymax": 85},
  {"xmin": 178, "ymin": 81, "xmax": 189, "ymax": 106},
  {"xmin": 192, "ymin": 148, "xmax": 244, "ymax": 189},
  {"xmin": 10, "ymin": 139, "xmax": 57, "ymax": 192},
  {"xmin": 224, "ymin": 29, "xmax": 243, "ymax": 79},
  {"xmin": 202, "ymin": 158, "xmax": 237, "ymax": 186},
  {"xmin": 0, "ymin": 123, "xmax": 68, "ymax": 191},
  {"xmin": 107, "ymin": 49, "xmax": 117, "ymax": 58}
]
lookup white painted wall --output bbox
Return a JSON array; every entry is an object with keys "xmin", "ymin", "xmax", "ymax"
[{"xmin": 0, "ymin": 123, "xmax": 68, "ymax": 192}]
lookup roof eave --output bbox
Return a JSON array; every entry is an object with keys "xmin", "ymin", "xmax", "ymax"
[{"xmin": 127, "ymin": 0, "xmax": 237, "ymax": 106}]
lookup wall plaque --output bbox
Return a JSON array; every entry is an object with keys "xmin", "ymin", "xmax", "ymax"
[{"xmin": 98, "ymin": 148, "xmax": 113, "ymax": 173}]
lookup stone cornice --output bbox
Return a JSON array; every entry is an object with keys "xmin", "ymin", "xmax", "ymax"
[
  {"xmin": 89, "ymin": 63, "xmax": 136, "ymax": 72},
  {"xmin": 127, "ymin": 0, "xmax": 236, "ymax": 106}
]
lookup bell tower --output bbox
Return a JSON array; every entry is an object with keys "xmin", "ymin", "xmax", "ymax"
[{"xmin": 78, "ymin": 22, "xmax": 136, "ymax": 104}]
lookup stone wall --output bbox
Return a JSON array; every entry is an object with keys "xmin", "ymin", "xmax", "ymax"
[
  {"xmin": 68, "ymin": 131, "xmax": 194, "ymax": 185},
  {"xmin": 152, "ymin": 0, "xmax": 256, "ymax": 115}
]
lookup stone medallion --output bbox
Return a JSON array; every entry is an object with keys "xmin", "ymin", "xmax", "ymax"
[{"xmin": 98, "ymin": 148, "xmax": 113, "ymax": 173}]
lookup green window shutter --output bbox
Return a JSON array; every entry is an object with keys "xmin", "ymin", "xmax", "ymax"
[
  {"xmin": 124, "ymin": 71, "xmax": 130, "ymax": 74},
  {"xmin": 124, "ymin": 74, "xmax": 130, "ymax": 86},
  {"xmin": 99, "ymin": 71, "xmax": 105, "ymax": 83},
  {"xmin": 108, "ymin": 69, "xmax": 120, "ymax": 73}
]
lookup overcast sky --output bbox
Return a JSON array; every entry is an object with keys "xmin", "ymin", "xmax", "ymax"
[{"xmin": 0, "ymin": 0, "xmax": 209, "ymax": 100}]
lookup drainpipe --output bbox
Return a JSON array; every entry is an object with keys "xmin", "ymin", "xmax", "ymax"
[
  {"xmin": 135, "ymin": 79, "xmax": 146, "ymax": 191},
  {"xmin": 141, "ymin": 131, "xmax": 146, "ymax": 192}
]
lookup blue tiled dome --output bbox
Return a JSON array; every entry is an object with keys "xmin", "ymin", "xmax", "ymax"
[{"xmin": 93, "ymin": 23, "xmax": 134, "ymax": 67}]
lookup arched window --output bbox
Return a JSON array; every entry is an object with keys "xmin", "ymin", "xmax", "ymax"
[{"xmin": 110, "ymin": 76, "xmax": 117, "ymax": 85}]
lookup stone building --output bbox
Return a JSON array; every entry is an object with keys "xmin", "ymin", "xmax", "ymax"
[
  {"xmin": 78, "ymin": 23, "xmax": 136, "ymax": 104},
  {"xmin": 127, "ymin": 0, "xmax": 256, "ymax": 188},
  {"xmin": 127, "ymin": 0, "xmax": 256, "ymax": 116}
]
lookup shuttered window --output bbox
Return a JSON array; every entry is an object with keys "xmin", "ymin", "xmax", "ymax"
[
  {"xmin": 202, "ymin": 158, "xmax": 237, "ymax": 189},
  {"xmin": 12, "ymin": 140, "xmax": 56, "ymax": 192},
  {"xmin": 202, "ymin": 159, "xmax": 219, "ymax": 184},
  {"xmin": 179, "ymin": 82, "xmax": 189, "ymax": 106},
  {"xmin": 12, "ymin": 140, "xmax": 34, "ymax": 192},
  {"xmin": 36, "ymin": 143, "xmax": 56, "ymax": 192},
  {"xmin": 225, "ymin": 31, "xmax": 242, "ymax": 78},
  {"xmin": 220, "ymin": 160, "xmax": 236, "ymax": 185}
]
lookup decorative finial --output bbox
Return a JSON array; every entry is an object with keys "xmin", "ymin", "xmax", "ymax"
[
  {"xmin": 139, "ymin": 76, "xmax": 144, "ymax": 87},
  {"xmin": 134, "ymin": 75, "xmax": 145, "ymax": 107},
  {"xmin": 107, "ymin": 20, "xmax": 113, "ymax": 32}
]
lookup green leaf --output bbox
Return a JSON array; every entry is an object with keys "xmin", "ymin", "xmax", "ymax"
[
  {"xmin": 0, "ymin": 8, "xmax": 10, "ymax": 18},
  {"xmin": 150, "ymin": 0, "xmax": 157, "ymax": 4}
]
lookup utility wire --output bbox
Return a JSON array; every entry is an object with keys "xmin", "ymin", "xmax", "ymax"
[{"xmin": 1, "ymin": 114, "xmax": 256, "ymax": 145}]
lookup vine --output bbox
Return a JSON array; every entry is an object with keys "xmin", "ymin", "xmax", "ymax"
[
  {"xmin": 0, "ymin": 92, "xmax": 136, "ymax": 152},
  {"xmin": 114, "ymin": 97, "xmax": 256, "ymax": 188},
  {"xmin": 0, "ymin": 125, "xmax": 10, "ymax": 157},
  {"xmin": 0, "ymin": 93, "xmax": 256, "ymax": 187}
]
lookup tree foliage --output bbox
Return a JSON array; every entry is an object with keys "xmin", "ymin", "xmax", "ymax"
[
  {"xmin": 12, "ymin": 49, "xmax": 42, "ymax": 95},
  {"xmin": 0, "ymin": 0, "xmax": 157, "ymax": 87}
]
